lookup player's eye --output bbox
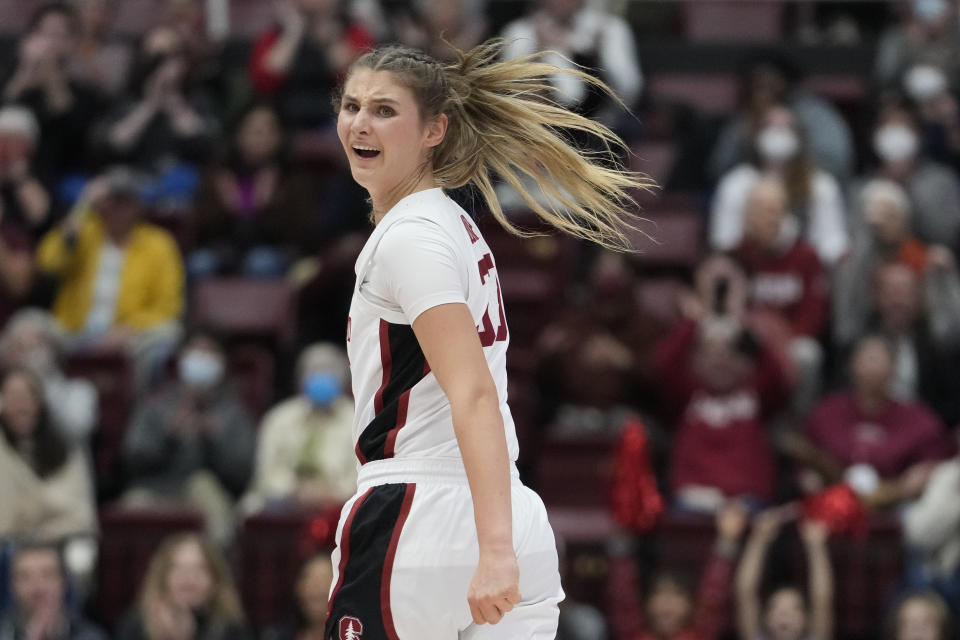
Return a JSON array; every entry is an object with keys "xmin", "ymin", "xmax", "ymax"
[
  {"xmin": 377, "ymin": 105, "xmax": 395, "ymax": 117},
  {"xmin": 342, "ymin": 101, "xmax": 359, "ymax": 113}
]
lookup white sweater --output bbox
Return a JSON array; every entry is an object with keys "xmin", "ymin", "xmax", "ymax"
[{"xmin": 903, "ymin": 459, "xmax": 960, "ymax": 579}]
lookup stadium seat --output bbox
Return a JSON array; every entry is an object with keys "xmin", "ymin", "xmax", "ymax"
[
  {"xmin": 97, "ymin": 506, "xmax": 205, "ymax": 626},
  {"xmin": 228, "ymin": 344, "xmax": 276, "ymax": 420},
  {"xmin": 683, "ymin": 0, "xmax": 785, "ymax": 42},
  {"xmin": 191, "ymin": 277, "xmax": 299, "ymax": 345},
  {"xmin": 112, "ymin": 0, "xmax": 159, "ymax": 36},
  {"xmin": 64, "ymin": 350, "xmax": 136, "ymax": 493},
  {"xmin": 629, "ymin": 207, "xmax": 703, "ymax": 268},
  {"xmin": 228, "ymin": 0, "xmax": 276, "ymax": 40},
  {"xmin": 536, "ymin": 434, "xmax": 618, "ymax": 509},
  {"xmin": 629, "ymin": 141, "xmax": 678, "ymax": 186},
  {"xmin": 648, "ymin": 73, "xmax": 739, "ymax": 116},
  {"xmin": 238, "ymin": 508, "xmax": 341, "ymax": 630}
]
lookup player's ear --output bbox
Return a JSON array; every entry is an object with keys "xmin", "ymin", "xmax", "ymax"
[{"xmin": 424, "ymin": 113, "xmax": 448, "ymax": 149}]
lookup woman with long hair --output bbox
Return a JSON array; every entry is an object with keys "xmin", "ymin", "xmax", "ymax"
[
  {"xmin": 710, "ymin": 104, "xmax": 849, "ymax": 266},
  {"xmin": 117, "ymin": 533, "xmax": 250, "ymax": 640},
  {"xmin": 0, "ymin": 367, "xmax": 96, "ymax": 541},
  {"xmin": 325, "ymin": 40, "xmax": 651, "ymax": 639}
]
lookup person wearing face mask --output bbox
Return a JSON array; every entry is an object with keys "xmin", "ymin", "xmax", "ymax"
[
  {"xmin": 851, "ymin": 102, "xmax": 960, "ymax": 248},
  {"xmin": 121, "ymin": 328, "xmax": 256, "ymax": 546},
  {"xmin": 243, "ymin": 343, "xmax": 356, "ymax": 513},
  {"xmin": 876, "ymin": 0, "xmax": 960, "ymax": 93},
  {"xmin": 710, "ymin": 105, "xmax": 849, "ymax": 267}
]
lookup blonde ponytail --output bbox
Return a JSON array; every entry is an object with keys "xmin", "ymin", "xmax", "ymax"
[{"xmin": 348, "ymin": 39, "xmax": 655, "ymax": 251}]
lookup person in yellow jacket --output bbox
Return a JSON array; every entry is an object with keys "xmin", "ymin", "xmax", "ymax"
[{"xmin": 37, "ymin": 166, "xmax": 185, "ymax": 390}]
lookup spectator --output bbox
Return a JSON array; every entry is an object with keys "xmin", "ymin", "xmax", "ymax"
[
  {"xmin": 833, "ymin": 179, "xmax": 960, "ymax": 348},
  {"xmin": 68, "ymin": 0, "xmax": 132, "ymax": 98},
  {"xmin": 117, "ymin": 533, "xmax": 251, "ymax": 640},
  {"xmin": 851, "ymin": 262, "xmax": 960, "ymax": 426},
  {"xmin": 37, "ymin": 167, "xmax": 185, "ymax": 391},
  {"xmin": 392, "ymin": 0, "xmax": 488, "ymax": 63},
  {"xmin": 709, "ymin": 52, "xmax": 854, "ymax": 184},
  {"xmin": 886, "ymin": 590, "xmax": 955, "ymax": 640},
  {"xmin": 710, "ymin": 105, "xmax": 849, "ymax": 266},
  {"xmin": 0, "ymin": 106, "xmax": 51, "ymax": 236},
  {"xmin": 735, "ymin": 509, "xmax": 834, "ymax": 640},
  {"xmin": 876, "ymin": 0, "xmax": 960, "ymax": 92},
  {"xmin": 1, "ymin": 2, "xmax": 101, "ymax": 182},
  {"xmin": 501, "ymin": 0, "xmax": 642, "ymax": 126},
  {"xmin": 654, "ymin": 256, "xmax": 790, "ymax": 511},
  {"xmin": 121, "ymin": 328, "xmax": 256, "ymax": 546},
  {"xmin": 190, "ymin": 101, "xmax": 320, "ymax": 278},
  {"xmin": 851, "ymin": 102, "xmax": 960, "ymax": 247},
  {"xmin": 0, "ymin": 308, "xmax": 97, "ymax": 446},
  {"xmin": 249, "ymin": 0, "xmax": 376, "ymax": 129},
  {"xmin": 95, "ymin": 26, "xmax": 217, "ymax": 178},
  {"xmin": 535, "ymin": 251, "xmax": 664, "ymax": 431},
  {"xmin": 606, "ymin": 501, "xmax": 748, "ymax": 640},
  {"xmin": 262, "ymin": 553, "xmax": 333, "ymax": 640},
  {"xmin": 244, "ymin": 343, "xmax": 355, "ymax": 513},
  {"xmin": 801, "ymin": 335, "xmax": 953, "ymax": 509},
  {"xmin": 902, "ymin": 425, "xmax": 960, "ymax": 609},
  {"xmin": 734, "ymin": 178, "xmax": 828, "ymax": 419},
  {"xmin": 0, "ymin": 542, "xmax": 106, "ymax": 640},
  {"xmin": 0, "ymin": 368, "xmax": 96, "ymax": 541}
]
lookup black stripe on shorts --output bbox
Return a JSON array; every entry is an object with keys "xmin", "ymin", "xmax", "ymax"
[{"xmin": 326, "ymin": 483, "xmax": 416, "ymax": 640}]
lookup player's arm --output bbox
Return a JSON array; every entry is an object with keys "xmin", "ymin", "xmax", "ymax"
[{"xmin": 412, "ymin": 302, "xmax": 521, "ymax": 626}]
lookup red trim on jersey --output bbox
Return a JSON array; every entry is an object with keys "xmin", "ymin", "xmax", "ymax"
[
  {"xmin": 381, "ymin": 484, "xmax": 416, "ymax": 640},
  {"xmin": 383, "ymin": 389, "xmax": 410, "ymax": 458},
  {"xmin": 354, "ymin": 441, "xmax": 368, "ymax": 465},
  {"xmin": 374, "ymin": 319, "xmax": 392, "ymax": 415},
  {"xmin": 327, "ymin": 487, "xmax": 373, "ymax": 617}
]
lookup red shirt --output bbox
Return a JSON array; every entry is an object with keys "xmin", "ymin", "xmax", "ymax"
[
  {"xmin": 735, "ymin": 238, "xmax": 828, "ymax": 338},
  {"xmin": 805, "ymin": 392, "xmax": 952, "ymax": 479},
  {"xmin": 654, "ymin": 319, "xmax": 789, "ymax": 501}
]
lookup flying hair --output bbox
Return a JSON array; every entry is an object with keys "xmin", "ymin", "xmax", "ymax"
[{"xmin": 341, "ymin": 39, "xmax": 656, "ymax": 251}]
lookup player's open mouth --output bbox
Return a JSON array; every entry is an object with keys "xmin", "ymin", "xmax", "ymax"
[{"xmin": 353, "ymin": 145, "xmax": 381, "ymax": 159}]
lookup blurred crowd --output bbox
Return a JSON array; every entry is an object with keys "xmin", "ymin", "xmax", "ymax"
[{"xmin": 0, "ymin": 0, "xmax": 957, "ymax": 639}]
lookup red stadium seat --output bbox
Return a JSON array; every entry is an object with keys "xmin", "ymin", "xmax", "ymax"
[
  {"xmin": 630, "ymin": 141, "xmax": 678, "ymax": 186},
  {"xmin": 238, "ymin": 508, "xmax": 341, "ymax": 629},
  {"xmin": 629, "ymin": 207, "xmax": 703, "ymax": 268},
  {"xmin": 191, "ymin": 277, "xmax": 299, "ymax": 345},
  {"xmin": 536, "ymin": 434, "xmax": 618, "ymax": 509},
  {"xmin": 112, "ymin": 0, "xmax": 161, "ymax": 36},
  {"xmin": 648, "ymin": 74, "xmax": 739, "ymax": 115},
  {"xmin": 228, "ymin": 344, "xmax": 276, "ymax": 420},
  {"xmin": 64, "ymin": 350, "xmax": 136, "ymax": 484},
  {"xmin": 97, "ymin": 506, "xmax": 205, "ymax": 625},
  {"xmin": 683, "ymin": 0, "xmax": 785, "ymax": 42},
  {"xmin": 228, "ymin": 0, "xmax": 276, "ymax": 40},
  {"xmin": 0, "ymin": 0, "xmax": 42, "ymax": 34}
]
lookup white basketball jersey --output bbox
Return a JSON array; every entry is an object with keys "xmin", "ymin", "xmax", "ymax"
[{"xmin": 346, "ymin": 188, "xmax": 518, "ymax": 466}]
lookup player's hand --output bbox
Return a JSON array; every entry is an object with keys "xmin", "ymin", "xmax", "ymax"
[{"xmin": 467, "ymin": 547, "xmax": 521, "ymax": 625}]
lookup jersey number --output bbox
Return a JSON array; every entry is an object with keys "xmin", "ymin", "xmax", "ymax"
[{"xmin": 476, "ymin": 253, "xmax": 507, "ymax": 347}]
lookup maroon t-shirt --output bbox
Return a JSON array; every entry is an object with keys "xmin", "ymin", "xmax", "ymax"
[
  {"xmin": 735, "ymin": 238, "xmax": 828, "ymax": 338},
  {"xmin": 805, "ymin": 392, "xmax": 953, "ymax": 479},
  {"xmin": 654, "ymin": 319, "xmax": 790, "ymax": 501}
]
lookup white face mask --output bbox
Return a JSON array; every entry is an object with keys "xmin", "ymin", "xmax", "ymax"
[
  {"xmin": 756, "ymin": 126, "xmax": 799, "ymax": 164},
  {"xmin": 874, "ymin": 124, "xmax": 919, "ymax": 164},
  {"xmin": 904, "ymin": 64, "xmax": 948, "ymax": 102},
  {"xmin": 178, "ymin": 350, "xmax": 224, "ymax": 388}
]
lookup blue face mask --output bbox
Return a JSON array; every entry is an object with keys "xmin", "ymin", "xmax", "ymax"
[{"xmin": 304, "ymin": 372, "xmax": 342, "ymax": 408}]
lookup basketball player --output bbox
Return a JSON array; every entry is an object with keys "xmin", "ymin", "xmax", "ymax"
[{"xmin": 326, "ymin": 41, "xmax": 652, "ymax": 640}]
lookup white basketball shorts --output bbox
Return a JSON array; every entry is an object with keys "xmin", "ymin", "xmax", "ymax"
[{"xmin": 325, "ymin": 457, "xmax": 564, "ymax": 640}]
